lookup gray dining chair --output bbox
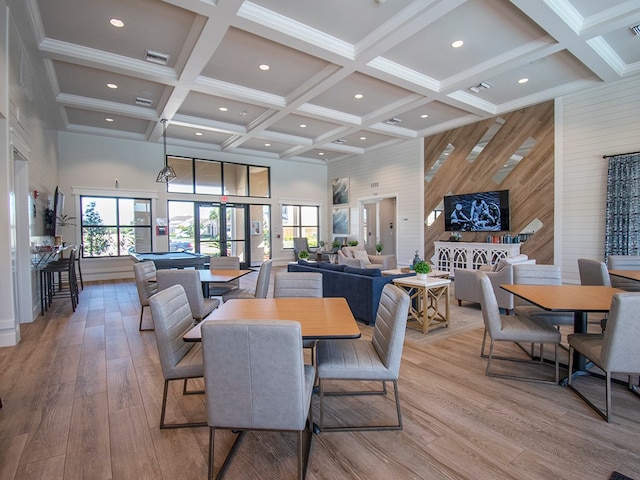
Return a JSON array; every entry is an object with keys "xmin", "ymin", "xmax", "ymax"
[
  {"xmin": 479, "ymin": 274, "xmax": 561, "ymax": 384},
  {"xmin": 201, "ymin": 319, "xmax": 315, "ymax": 480},
  {"xmin": 274, "ymin": 272, "xmax": 323, "ymax": 365},
  {"xmin": 208, "ymin": 256, "xmax": 241, "ymax": 296},
  {"xmin": 316, "ymin": 283, "xmax": 410, "ymax": 432},
  {"xmin": 148, "ymin": 285, "xmax": 207, "ymax": 429},
  {"xmin": 222, "ymin": 260, "xmax": 272, "ymax": 301},
  {"xmin": 568, "ymin": 292, "xmax": 640, "ymax": 422},
  {"xmin": 132, "ymin": 261, "xmax": 158, "ymax": 331},
  {"xmin": 578, "ymin": 258, "xmax": 611, "ymax": 330},
  {"xmin": 607, "ymin": 255, "xmax": 640, "ymax": 292},
  {"xmin": 156, "ymin": 269, "xmax": 219, "ymax": 322}
]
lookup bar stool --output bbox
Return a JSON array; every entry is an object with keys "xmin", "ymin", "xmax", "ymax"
[{"xmin": 40, "ymin": 247, "xmax": 79, "ymax": 314}]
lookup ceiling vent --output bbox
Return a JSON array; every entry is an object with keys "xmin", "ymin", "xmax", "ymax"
[
  {"xmin": 333, "ymin": 138, "xmax": 347, "ymax": 145},
  {"xmin": 631, "ymin": 24, "xmax": 640, "ymax": 36},
  {"xmin": 469, "ymin": 81, "xmax": 493, "ymax": 93},
  {"xmin": 135, "ymin": 97, "xmax": 153, "ymax": 107},
  {"xmin": 383, "ymin": 117, "xmax": 402, "ymax": 126},
  {"xmin": 145, "ymin": 50, "xmax": 170, "ymax": 65}
]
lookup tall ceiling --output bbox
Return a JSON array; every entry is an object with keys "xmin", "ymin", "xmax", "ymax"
[{"xmin": 11, "ymin": 0, "xmax": 640, "ymax": 164}]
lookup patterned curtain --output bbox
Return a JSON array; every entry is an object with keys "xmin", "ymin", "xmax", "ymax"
[{"xmin": 604, "ymin": 153, "xmax": 640, "ymax": 258}]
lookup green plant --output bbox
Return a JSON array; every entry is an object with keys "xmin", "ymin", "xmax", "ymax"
[
  {"xmin": 56, "ymin": 214, "xmax": 77, "ymax": 227},
  {"xmin": 347, "ymin": 240, "xmax": 359, "ymax": 246},
  {"xmin": 413, "ymin": 261, "xmax": 431, "ymax": 274},
  {"xmin": 331, "ymin": 240, "xmax": 342, "ymax": 249},
  {"xmin": 375, "ymin": 242, "xmax": 383, "ymax": 253},
  {"xmin": 298, "ymin": 249, "xmax": 309, "ymax": 260}
]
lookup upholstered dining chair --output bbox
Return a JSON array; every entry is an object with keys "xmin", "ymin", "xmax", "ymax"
[
  {"xmin": 208, "ymin": 256, "xmax": 241, "ymax": 296},
  {"xmin": 148, "ymin": 285, "xmax": 207, "ymax": 429},
  {"xmin": 578, "ymin": 258, "xmax": 611, "ymax": 330},
  {"xmin": 479, "ymin": 274, "xmax": 561, "ymax": 384},
  {"xmin": 222, "ymin": 260, "xmax": 272, "ymax": 302},
  {"xmin": 201, "ymin": 319, "xmax": 315, "ymax": 480},
  {"xmin": 156, "ymin": 269, "xmax": 219, "ymax": 322},
  {"xmin": 315, "ymin": 283, "xmax": 410, "ymax": 432},
  {"xmin": 274, "ymin": 272, "xmax": 323, "ymax": 365},
  {"xmin": 607, "ymin": 255, "xmax": 640, "ymax": 292},
  {"xmin": 133, "ymin": 261, "xmax": 158, "ymax": 331},
  {"xmin": 568, "ymin": 292, "xmax": 640, "ymax": 422}
]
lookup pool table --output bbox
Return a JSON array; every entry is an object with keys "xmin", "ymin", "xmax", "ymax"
[{"xmin": 130, "ymin": 251, "xmax": 209, "ymax": 270}]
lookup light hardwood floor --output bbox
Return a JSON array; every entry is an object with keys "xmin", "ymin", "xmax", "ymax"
[{"xmin": 1, "ymin": 267, "xmax": 639, "ymax": 480}]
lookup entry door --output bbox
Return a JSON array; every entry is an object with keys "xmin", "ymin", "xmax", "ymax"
[{"xmin": 197, "ymin": 203, "xmax": 248, "ymax": 267}]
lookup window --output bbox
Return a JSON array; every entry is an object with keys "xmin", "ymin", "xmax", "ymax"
[
  {"xmin": 282, "ymin": 205, "xmax": 319, "ymax": 249},
  {"xmin": 80, "ymin": 196, "xmax": 152, "ymax": 257},
  {"xmin": 167, "ymin": 156, "xmax": 270, "ymax": 198}
]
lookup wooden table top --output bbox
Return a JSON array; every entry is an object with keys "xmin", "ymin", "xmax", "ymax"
[
  {"xmin": 392, "ymin": 276, "xmax": 451, "ymax": 288},
  {"xmin": 609, "ymin": 270, "xmax": 640, "ymax": 282},
  {"xmin": 183, "ymin": 297, "xmax": 361, "ymax": 342},
  {"xmin": 500, "ymin": 284, "xmax": 624, "ymax": 312},
  {"xmin": 198, "ymin": 269, "xmax": 252, "ymax": 283}
]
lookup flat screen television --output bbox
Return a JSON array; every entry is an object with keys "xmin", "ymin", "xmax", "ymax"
[
  {"xmin": 443, "ymin": 190, "xmax": 510, "ymax": 232},
  {"xmin": 53, "ymin": 186, "xmax": 65, "ymax": 237}
]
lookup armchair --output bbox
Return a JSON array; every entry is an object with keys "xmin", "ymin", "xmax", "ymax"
[
  {"xmin": 454, "ymin": 254, "xmax": 534, "ymax": 313},
  {"xmin": 293, "ymin": 237, "xmax": 318, "ymax": 260},
  {"xmin": 337, "ymin": 245, "xmax": 397, "ymax": 270}
]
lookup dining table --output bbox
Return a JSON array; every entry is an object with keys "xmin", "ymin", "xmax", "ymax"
[
  {"xmin": 183, "ymin": 297, "xmax": 361, "ymax": 342},
  {"xmin": 198, "ymin": 269, "xmax": 252, "ymax": 297},
  {"xmin": 500, "ymin": 284, "xmax": 623, "ymax": 378},
  {"xmin": 608, "ymin": 270, "xmax": 640, "ymax": 282}
]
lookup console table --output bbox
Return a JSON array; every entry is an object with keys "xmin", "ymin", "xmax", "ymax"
[{"xmin": 434, "ymin": 241, "xmax": 521, "ymax": 275}]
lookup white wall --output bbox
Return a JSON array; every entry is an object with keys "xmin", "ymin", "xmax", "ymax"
[
  {"xmin": 327, "ymin": 139, "xmax": 423, "ymax": 267},
  {"xmin": 57, "ymin": 132, "xmax": 328, "ymax": 280},
  {"xmin": 558, "ymin": 75, "xmax": 640, "ymax": 283}
]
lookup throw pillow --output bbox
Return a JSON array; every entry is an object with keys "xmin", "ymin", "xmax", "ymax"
[
  {"xmin": 344, "ymin": 266, "xmax": 381, "ymax": 277},
  {"xmin": 352, "ymin": 249, "xmax": 371, "ymax": 264}
]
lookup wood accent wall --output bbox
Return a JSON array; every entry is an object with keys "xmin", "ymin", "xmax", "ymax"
[{"xmin": 423, "ymin": 101, "xmax": 554, "ymax": 265}]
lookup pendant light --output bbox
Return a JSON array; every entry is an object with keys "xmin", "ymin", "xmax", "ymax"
[{"xmin": 156, "ymin": 119, "xmax": 176, "ymax": 183}]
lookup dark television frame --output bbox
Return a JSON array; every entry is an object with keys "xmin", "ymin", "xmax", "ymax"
[
  {"xmin": 52, "ymin": 186, "xmax": 65, "ymax": 237},
  {"xmin": 443, "ymin": 190, "xmax": 510, "ymax": 232}
]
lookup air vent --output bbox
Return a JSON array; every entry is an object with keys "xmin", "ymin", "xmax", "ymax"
[
  {"xmin": 631, "ymin": 24, "xmax": 640, "ymax": 36},
  {"xmin": 383, "ymin": 117, "xmax": 402, "ymax": 126},
  {"xmin": 469, "ymin": 81, "xmax": 492, "ymax": 93},
  {"xmin": 135, "ymin": 97, "xmax": 153, "ymax": 107},
  {"xmin": 333, "ymin": 138, "xmax": 347, "ymax": 145},
  {"xmin": 145, "ymin": 50, "xmax": 170, "ymax": 65},
  {"xmin": 371, "ymin": 182, "xmax": 379, "ymax": 188}
]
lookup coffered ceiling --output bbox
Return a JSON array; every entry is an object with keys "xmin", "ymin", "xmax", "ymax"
[{"xmin": 10, "ymin": 0, "xmax": 640, "ymax": 164}]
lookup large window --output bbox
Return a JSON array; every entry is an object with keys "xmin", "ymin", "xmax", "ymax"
[
  {"xmin": 80, "ymin": 196, "xmax": 152, "ymax": 257},
  {"xmin": 167, "ymin": 156, "xmax": 270, "ymax": 198},
  {"xmin": 282, "ymin": 205, "xmax": 319, "ymax": 249}
]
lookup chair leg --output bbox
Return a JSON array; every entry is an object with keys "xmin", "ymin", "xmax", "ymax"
[
  {"xmin": 486, "ymin": 338, "xmax": 559, "ymax": 385},
  {"xmin": 139, "ymin": 305, "xmax": 154, "ymax": 331},
  {"xmin": 159, "ymin": 379, "xmax": 207, "ymax": 429},
  {"xmin": 208, "ymin": 427, "xmax": 215, "ymax": 480}
]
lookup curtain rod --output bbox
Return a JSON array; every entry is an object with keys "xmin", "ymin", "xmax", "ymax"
[{"xmin": 602, "ymin": 150, "xmax": 640, "ymax": 159}]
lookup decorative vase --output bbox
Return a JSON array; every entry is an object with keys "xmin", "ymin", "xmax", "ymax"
[{"xmin": 417, "ymin": 273, "xmax": 427, "ymax": 280}]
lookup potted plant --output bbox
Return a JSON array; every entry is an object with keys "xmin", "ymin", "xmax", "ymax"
[
  {"xmin": 414, "ymin": 261, "xmax": 431, "ymax": 280},
  {"xmin": 375, "ymin": 242, "xmax": 383, "ymax": 255},
  {"xmin": 298, "ymin": 249, "xmax": 310, "ymax": 261},
  {"xmin": 347, "ymin": 240, "xmax": 359, "ymax": 247},
  {"xmin": 331, "ymin": 240, "xmax": 342, "ymax": 252}
]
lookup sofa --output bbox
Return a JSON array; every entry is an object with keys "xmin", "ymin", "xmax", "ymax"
[
  {"xmin": 287, "ymin": 260, "xmax": 411, "ymax": 325},
  {"xmin": 337, "ymin": 245, "xmax": 397, "ymax": 270},
  {"xmin": 454, "ymin": 254, "xmax": 535, "ymax": 313}
]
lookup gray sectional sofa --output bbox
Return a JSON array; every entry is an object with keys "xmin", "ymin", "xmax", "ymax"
[{"xmin": 287, "ymin": 260, "xmax": 412, "ymax": 325}]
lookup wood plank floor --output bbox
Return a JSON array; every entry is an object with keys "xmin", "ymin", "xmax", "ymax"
[{"xmin": 1, "ymin": 267, "xmax": 639, "ymax": 480}]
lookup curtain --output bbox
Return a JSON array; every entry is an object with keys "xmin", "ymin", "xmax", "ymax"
[{"xmin": 604, "ymin": 153, "xmax": 640, "ymax": 258}]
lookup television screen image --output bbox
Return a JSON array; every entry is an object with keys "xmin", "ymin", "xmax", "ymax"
[{"xmin": 443, "ymin": 190, "xmax": 510, "ymax": 232}]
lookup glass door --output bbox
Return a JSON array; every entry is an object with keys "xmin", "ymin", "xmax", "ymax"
[
  {"xmin": 198, "ymin": 204, "xmax": 222, "ymax": 257},
  {"xmin": 223, "ymin": 204, "xmax": 246, "ymax": 264}
]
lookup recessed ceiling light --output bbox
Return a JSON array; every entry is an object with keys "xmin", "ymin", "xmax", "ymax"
[
  {"xmin": 110, "ymin": 18, "xmax": 124, "ymax": 28},
  {"xmin": 420, "ymin": 114, "xmax": 429, "ymax": 118},
  {"xmin": 259, "ymin": 64, "xmax": 270, "ymax": 71},
  {"xmin": 354, "ymin": 93, "xmax": 364, "ymax": 99},
  {"xmin": 264, "ymin": 143, "xmax": 271, "ymax": 147},
  {"xmin": 299, "ymin": 124, "xmax": 307, "ymax": 128},
  {"xmin": 105, "ymin": 118, "xmax": 114, "ymax": 122},
  {"xmin": 518, "ymin": 78, "xmax": 529, "ymax": 84},
  {"xmin": 451, "ymin": 40, "xmax": 464, "ymax": 48},
  {"xmin": 107, "ymin": 83, "xmax": 118, "ymax": 89},
  {"xmin": 318, "ymin": 152, "xmax": 324, "ymax": 156},
  {"xmin": 219, "ymin": 107, "xmax": 228, "ymax": 112},
  {"xmin": 195, "ymin": 132, "xmax": 203, "ymax": 136},
  {"xmin": 360, "ymin": 136, "xmax": 366, "ymax": 140}
]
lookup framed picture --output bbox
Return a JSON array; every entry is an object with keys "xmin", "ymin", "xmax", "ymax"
[
  {"xmin": 332, "ymin": 208, "xmax": 349, "ymax": 234},
  {"xmin": 332, "ymin": 177, "xmax": 349, "ymax": 205},
  {"xmin": 250, "ymin": 221, "xmax": 260, "ymax": 235}
]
